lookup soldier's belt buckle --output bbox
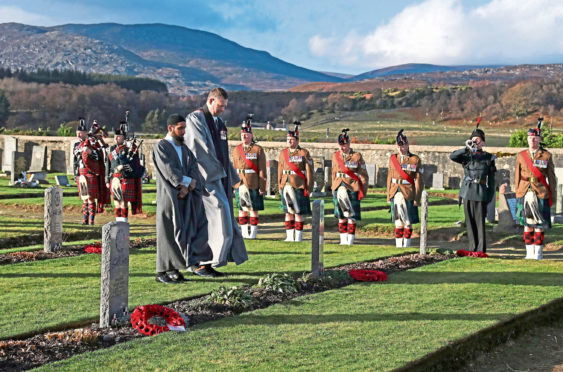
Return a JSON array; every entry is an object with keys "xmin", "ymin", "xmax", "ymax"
[{"xmin": 530, "ymin": 177, "xmax": 536, "ymax": 183}]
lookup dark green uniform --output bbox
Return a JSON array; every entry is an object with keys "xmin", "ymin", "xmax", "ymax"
[{"xmin": 450, "ymin": 148, "xmax": 496, "ymax": 252}]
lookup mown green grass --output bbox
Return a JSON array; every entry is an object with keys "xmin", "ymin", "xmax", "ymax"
[
  {"xmin": 0, "ymin": 240, "xmax": 412, "ymax": 339},
  {"xmin": 37, "ymin": 258, "xmax": 563, "ymax": 371}
]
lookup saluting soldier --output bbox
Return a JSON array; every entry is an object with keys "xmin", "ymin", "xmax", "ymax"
[
  {"xmin": 105, "ymin": 122, "xmax": 145, "ymax": 223},
  {"xmin": 386, "ymin": 130, "xmax": 424, "ymax": 247},
  {"xmin": 515, "ymin": 117, "xmax": 556, "ymax": 260},
  {"xmin": 450, "ymin": 118, "xmax": 496, "ymax": 252},
  {"xmin": 73, "ymin": 119, "xmax": 110, "ymax": 225},
  {"xmin": 278, "ymin": 121, "xmax": 314, "ymax": 242},
  {"xmin": 233, "ymin": 115, "xmax": 267, "ymax": 239},
  {"xmin": 331, "ymin": 128, "xmax": 369, "ymax": 245}
]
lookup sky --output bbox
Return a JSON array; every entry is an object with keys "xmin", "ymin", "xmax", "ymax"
[{"xmin": 0, "ymin": 0, "xmax": 562, "ymax": 75}]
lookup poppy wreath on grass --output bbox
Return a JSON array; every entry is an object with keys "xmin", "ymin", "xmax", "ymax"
[
  {"xmin": 131, "ymin": 304, "xmax": 185, "ymax": 336},
  {"xmin": 457, "ymin": 249, "xmax": 488, "ymax": 258},
  {"xmin": 83, "ymin": 243, "xmax": 102, "ymax": 254},
  {"xmin": 349, "ymin": 269, "xmax": 388, "ymax": 282}
]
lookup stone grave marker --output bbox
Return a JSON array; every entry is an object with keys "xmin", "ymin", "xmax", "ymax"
[
  {"xmin": 50, "ymin": 150, "xmax": 67, "ymax": 172},
  {"xmin": 366, "ymin": 164, "xmax": 376, "ymax": 187},
  {"xmin": 493, "ymin": 184, "xmax": 519, "ymax": 233},
  {"xmin": 311, "ymin": 168, "xmax": 325, "ymax": 197},
  {"xmin": 28, "ymin": 145, "xmax": 47, "ymax": 172},
  {"xmin": 266, "ymin": 159, "xmax": 278, "ymax": 197},
  {"xmin": 100, "ymin": 221, "xmax": 130, "ymax": 328},
  {"xmin": 419, "ymin": 191, "xmax": 428, "ymax": 254},
  {"xmin": 9, "ymin": 152, "xmax": 16, "ymax": 185},
  {"xmin": 2, "ymin": 137, "xmax": 17, "ymax": 172},
  {"xmin": 322, "ymin": 165, "xmax": 332, "ymax": 193},
  {"xmin": 55, "ymin": 175, "xmax": 71, "ymax": 186},
  {"xmin": 432, "ymin": 173, "xmax": 444, "ymax": 190},
  {"xmin": 553, "ymin": 184, "xmax": 563, "ymax": 223},
  {"xmin": 311, "ymin": 199, "xmax": 324, "ymax": 277},
  {"xmin": 28, "ymin": 172, "xmax": 48, "ymax": 184},
  {"xmin": 44, "ymin": 186, "xmax": 63, "ymax": 252}
]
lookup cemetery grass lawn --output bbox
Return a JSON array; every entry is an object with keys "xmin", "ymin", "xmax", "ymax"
[
  {"xmin": 37, "ymin": 258, "xmax": 563, "ymax": 371},
  {"xmin": 0, "ymin": 241, "xmax": 414, "ymax": 339}
]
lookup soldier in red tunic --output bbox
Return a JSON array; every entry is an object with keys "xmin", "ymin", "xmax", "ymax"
[{"xmin": 105, "ymin": 122, "xmax": 145, "ymax": 222}]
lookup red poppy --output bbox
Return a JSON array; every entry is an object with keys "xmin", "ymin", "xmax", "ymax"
[
  {"xmin": 349, "ymin": 269, "xmax": 388, "ymax": 282},
  {"xmin": 131, "ymin": 304, "xmax": 185, "ymax": 336},
  {"xmin": 457, "ymin": 249, "xmax": 488, "ymax": 258}
]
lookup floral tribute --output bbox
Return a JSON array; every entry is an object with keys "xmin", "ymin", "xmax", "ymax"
[
  {"xmin": 456, "ymin": 249, "xmax": 488, "ymax": 258},
  {"xmin": 130, "ymin": 304, "xmax": 185, "ymax": 336},
  {"xmin": 349, "ymin": 269, "xmax": 388, "ymax": 282},
  {"xmin": 83, "ymin": 243, "xmax": 102, "ymax": 254}
]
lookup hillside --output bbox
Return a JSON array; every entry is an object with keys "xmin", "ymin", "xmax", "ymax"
[{"xmin": 0, "ymin": 22, "xmax": 342, "ymax": 94}]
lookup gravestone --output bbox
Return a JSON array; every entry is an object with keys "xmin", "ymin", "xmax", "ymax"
[
  {"xmin": 68, "ymin": 140, "xmax": 79, "ymax": 175},
  {"xmin": 493, "ymin": 185, "xmax": 519, "ymax": 233},
  {"xmin": 326, "ymin": 128, "xmax": 330, "ymax": 139},
  {"xmin": 432, "ymin": 173, "xmax": 444, "ymax": 190},
  {"xmin": 366, "ymin": 164, "xmax": 376, "ymax": 187},
  {"xmin": 55, "ymin": 175, "xmax": 71, "ymax": 187},
  {"xmin": 376, "ymin": 167, "xmax": 388, "ymax": 187},
  {"xmin": 419, "ymin": 191, "xmax": 428, "ymax": 255},
  {"xmin": 28, "ymin": 145, "xmax": 47, "ymax": 172},
  {"xmin": 44, "ymin": 186, "xmax": 63, "ymax": 252},
  {"xmin": 266, "ymin": 160, "xmax": 278, "ymax": 196},
  {"xmin": 311, "ymin": 168, "xmax": 325, "ymax": 197},
  {"xmin": 2, "ymin": 137, "xmax": 17, "ymax": 172},
  {"xmin": 552, "ymin": 184, "xmax": 563, "ymax": 223},
  {"xmin": 100, "ymin": 221, "xmax": 130, "ymax": 328},
  {"xmin": 28, "ymin": 172, "xmax": 48, "ymax": 183},
  {"xmin": 50, "ymin": 150, "xmax": 67, "ymax": 172},
  {"xmin": 311, "ymin": 199, "xmax": 324, "ymax": 277},
  {"xmin": 9, "ymin": 152, "xmax": 16, "ymax": 185},
  {"xmin": 322, "ymin": 165, "xmax": 332, "ymax": 193}
]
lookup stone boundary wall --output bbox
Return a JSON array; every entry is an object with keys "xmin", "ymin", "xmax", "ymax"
[{"xmin": 3, "ymin": 134, "xmax": 563, "ymax": 188}]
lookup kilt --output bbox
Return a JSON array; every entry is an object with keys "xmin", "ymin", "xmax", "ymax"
[
  {"xmin": 516, "ymin": 195, "xmax": 551, "ymax": 229},
  {"xmin": 281, "ymin": 188, "xmax": 311, "ymax": 215},
  {"xmin": 332, "ymin": 188, "xmax": 362, "ymax": 220},
  {"xmin": 235, "ymin": 188, "xmax": 264, "ymax": 211},
  {"xmin": 78, "ymin": 169, "xmax": 102, "ymax": 199},
  {"xmin": 390, "ymin": 198, "xmax": 420, "ymax": 224}
]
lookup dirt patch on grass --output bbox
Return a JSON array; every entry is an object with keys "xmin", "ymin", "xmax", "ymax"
[{"xmin": 0, "ymin": 253, "xmax": 452, "ymax": 371}]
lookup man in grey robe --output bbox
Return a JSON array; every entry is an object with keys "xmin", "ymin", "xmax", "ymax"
[
  {"xmin": 185, "ymin": 88, "xmax": 248, "ymax": 276},
  {"xmin": 153, "ymin": 114, "xmax": 213, "ymax": 283}
]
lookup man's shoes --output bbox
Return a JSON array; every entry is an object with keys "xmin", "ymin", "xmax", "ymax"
[
  {"xmin": 155, "ymin": 272, "xmax": 176, "ymax": 284},
  {"xmin": 191, "ymin": 265, "xmax": 216, "ymax": 277},
  {"xmin": 167, "ymin": 269, "xmax": 190, "ymax": 282},
  {"xmin": 208, "ymin": 266, "xmax": 226, "ymax": 277}
]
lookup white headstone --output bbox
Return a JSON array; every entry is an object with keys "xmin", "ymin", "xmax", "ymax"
[
  {"xmin": 432, "ymin": 173, "xmax": 444, "ymax": 190},
  {"xmin": 366, "ymin": 164, "xmax": 376, "ymax": 187},
  {"xmin": 100, "ymin": 221, "xmax": 130, "ymax": 328},
  {"xmin": 311, "ymin": 200, "xmax": 324, "ymax": 277},
  {"xmin": 44, "ymin": 186, "xmax": 63, "ymax": 252},
  {"xmin": 2, "ymin": 137, "xmax": 17, "ymax": 172}
]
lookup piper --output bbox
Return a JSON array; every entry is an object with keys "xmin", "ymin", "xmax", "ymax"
[
  {"xmin": 387, "ymin": 130, "xmax": 424, "ymax": 247},
  {"xmin": 331, "ymin": 128, "xmax": 369, "ymax": 245},
  {"xmin": 278, "ymin": 121, "xmax": 314, "ymax": 242},
  {"xmin": 105, "ymin": 122, "xmax": 145, "ymax": 222},
  {"xmin": 232, "ymin": 115, "xmax": 267, "ymax": 239},
  {"xmin": 515, "ymin": 117, "xmax": 556, "ymax": 260}
]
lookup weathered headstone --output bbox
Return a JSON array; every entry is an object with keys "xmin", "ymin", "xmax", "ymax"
[
  {"xmin": 28, "ymin": 145, "xmax": 47, "ymax": 172},
  {"xmin": 49, "ymin": 150, "xmax": 67, "ymax": 172},
  {"xmin": 322, "ymin": 165, "xmax": 332, "ymax": 193},
  {"xmin": 100, "ymin": 221, "xmax": 130, "ymax": 328},
  {"xmin": 9, "ymin": 152, "xmax": 16, "ymax": 185},
  {"xmin": 432, "ymin": 173, "xmax": 444, "ymax": 190},
  {"xmin": 552, "ymin": 184, "xmax": 563, "ymax": 223},
  {"xmin": 55, "ymin": 175, "xmax": 71, "ymax": 187},
  {"xmin": 419, "ymin": 191, "xmax": 428, "ymax": 255},
  {"xmin": 28, "ymin": 172, "xmax": 48, "ymax": 183},
  {"xmin": 44, "ymin": 186, "xmax": 63, "ymax": 252},
  {"xmin": 2, "ymin": 137, "xmax": 17, "ymax": 172},
  {"xmin": 493, "ymin": 185, "xmax": 519, "ymax": 233},
  {"xmin": 366, "ymin": 164, "xmax": 376, "ymax": 187},
  {"xmin": 376, "ymin": 167, "xmax": 388, "ymax": 187},
  {"xmin": 266, "ymin": 160, "xmax": 278, "ymax": 197},
  {"xmin": 311, "ymin": 199, "xmax": 324, "ymax": 277},
  {"xmin": 311, "ymin": 168, "xmax": 325, "ymax": 197}
]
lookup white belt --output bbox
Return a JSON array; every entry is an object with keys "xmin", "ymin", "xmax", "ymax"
[
  {"xmin": 236, "ymin": 169, "xmax": 256, "ymax": 174},
  {"xmin": 336, "ymin": 172, "xmax": 359, "ymax": 178},
  {"xmin": 282, "ymin": 170, "xmax": 297, "ymax": 175},
  {"xmin": 392, "ymin": 178, "xmax": 411, "ymax": 185}
]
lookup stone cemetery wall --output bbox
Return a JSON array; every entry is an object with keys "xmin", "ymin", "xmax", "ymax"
[{"xmin": 3, "ymin": 135, "xmax": 563, "ymax": 190}]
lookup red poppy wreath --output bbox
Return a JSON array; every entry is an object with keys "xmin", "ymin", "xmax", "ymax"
[
  {"xmin": 349, "ymin": 269, "xmax": 388, "ymax": 282},
  {"xmin": 84, "ymin": 243, "xmax": 102, "ymax": 254},
  {"xmin": 131, "ymin": 304, "xmax": 185, "ymax": 336},
  {"xmin": 457, "ymin": 249, "xmax": 488, "ymax": 258}
]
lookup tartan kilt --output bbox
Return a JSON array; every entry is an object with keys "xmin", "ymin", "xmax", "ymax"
[
  {"xmin": 390, "ymin": 198, "xmax": 420, "ymax": 224},
  {"xmin": 516, "ymin": 196, "xmax": 551, "ymax": 229},
  {"xmin": 332, "ymin": 188, "xmax": 362, "ymax": 220},
  {"xmin": 78, "ymin": 169, "xmax": 101, "ymax": 200},
  {"xmin": 119, "ymin": 177, "xmax": 142, "ymax": 204},
  {"xmin": 235, "ymin": 188, "xmax": 264, "ymax": 211},
  {"xmin": 280, "ymin": 188, "xmax": 311, "ymax": 215}
]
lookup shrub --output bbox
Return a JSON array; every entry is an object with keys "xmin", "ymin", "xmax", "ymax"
[
  {"xmin": 255, "ymin": 273, "xmax": 302, "ymax": 293},
  {"xmin": 57, "ymin": 122, "xmax": 73, "ymax": 137},
  {"xmin": 207, "ymin": 285, "xmax": 256, "ymax": 310}
]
